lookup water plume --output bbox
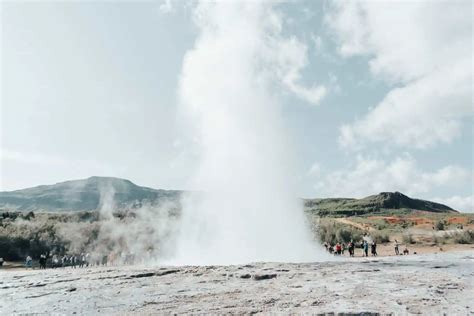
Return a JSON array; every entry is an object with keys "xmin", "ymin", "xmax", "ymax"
[{"xmin": 171, "ymin": 2, "xmax": 322, "ymax": 265}]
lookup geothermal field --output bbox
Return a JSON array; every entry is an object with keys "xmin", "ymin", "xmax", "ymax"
[
  {"xmin": 1, "ymin": 252, "xmax": 473, "ymax": 314},
  {"xmin": 2, "ymin": 1, "xmax": 473, "ymax": 315}
]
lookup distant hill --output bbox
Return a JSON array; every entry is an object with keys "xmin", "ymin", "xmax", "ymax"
[
  {"xmin": 304, "ymin": 191, "xmax": 457, "ymax": 216},
  {"xmin": 0, "ymin": 177, "xmax": 458, "ymax": 215},
  {"xmin": 0, "ymin": 177, "xmax": 182, "ymax": 212}
]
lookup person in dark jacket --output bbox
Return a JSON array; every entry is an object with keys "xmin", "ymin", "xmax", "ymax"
[{"xmin": 371, "ymin": 242, "xmax": 377, "ymax": 256}]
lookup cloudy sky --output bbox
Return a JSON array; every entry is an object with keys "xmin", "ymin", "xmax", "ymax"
[{"xmin": 1, "ymin": 1, "xmax": 472, "ymax": 212}]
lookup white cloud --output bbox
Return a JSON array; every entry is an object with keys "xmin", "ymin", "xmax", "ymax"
[
  {"xmin": 432, "ymin": 195, "xmax": 474, "ymax": 213},
  {"xmin": 184, "ymin": 3, "xmax": 326, "ymax": 107},
  {"xmin": 265, "ymin": 30, "xmax": 327, "ymax": 105},
  {"xmin": 326, "ymin": 1, "xmax": 473, "ymax": 149},
  {"xmin": 1, "ymin": 148, "xmax": 69, "ymax": 166},
  {"xmin": 307, "ymin": 162, "xmax": 321, "ymax": 177},
  {"xmin": 312, "ymin": 34, "xmax": 322, "ymax": 52},
  {"xmin": 159, "ymin": 0, "xmax": 174, "ymax": 14},
  {"xmin": 313, "ymin": 154, "xmax": 471, "ymax": 198}
]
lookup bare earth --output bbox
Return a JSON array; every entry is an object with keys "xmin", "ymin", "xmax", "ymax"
[{"xmin": 1, "ymin": 251, "xmax": 473, "ymax": 315}]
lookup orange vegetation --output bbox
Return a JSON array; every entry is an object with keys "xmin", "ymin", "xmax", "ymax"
[{"xmin": 446, "ymin": 216, "xmax": 469, "ymax": 225}]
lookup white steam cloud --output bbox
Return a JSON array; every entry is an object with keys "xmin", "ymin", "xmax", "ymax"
[{"xmin": 170, "ymin": 2, "xmax": 321, "ymax": 265}]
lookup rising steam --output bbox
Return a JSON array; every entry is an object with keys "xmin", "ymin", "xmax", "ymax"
[{"xmin": 170, "ymin": 2, "xmax": 321, "ymax": 264}]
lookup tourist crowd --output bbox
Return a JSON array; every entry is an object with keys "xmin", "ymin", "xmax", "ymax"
[{"xmin": 323, "ymin": 238, "xmax": 410, "ymax": 257}]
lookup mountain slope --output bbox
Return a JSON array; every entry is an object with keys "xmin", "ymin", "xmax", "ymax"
[
  {"xmin": 0, "ymin": 178, "xmax": 457, "ymax": 214},
  {"xmin": 304, "ymin": 191, "xmax": 457, "ymax": 216},
  {"xmin": 0, "ymin": 177, "xmax": 181, "ymax": 211}
]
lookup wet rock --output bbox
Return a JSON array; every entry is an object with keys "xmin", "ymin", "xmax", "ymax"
[
  {"xmin": 156, "ymin": 269, "xmax": 180, "ymax": 276},
  {"xmin": 128, "ymin": 272, "xmax": 155, "ymax": 279},
  {"xmin": 253, "ymin": 273, "xmax": 277, "ymax": 280}
]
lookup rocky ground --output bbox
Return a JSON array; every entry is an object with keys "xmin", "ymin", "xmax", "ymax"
[{"xmin": 1, "ymin": 251, "xmax": 473, "ymax": 315}]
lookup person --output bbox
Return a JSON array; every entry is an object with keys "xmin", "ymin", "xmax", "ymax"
[
  {"xmin": 341, "ymin": 243, "xmax": 346, "ymax": 255},
  {"xmin": 79, "ymin": 253, "xmax": 86, "ymax": 268},
  {"xmin": 371, "ymin": 242, "xmax": 377, "ymax": 256},
  {"xmin": 403, "ymin": 247, "xmax": 409, "ymax": 255},
  {"xmin": 101, "ymin": 254, "xmax": 108, "ymax": 266},
  {"xmin": 363, "ymin": 241, "xmax": 369, "ymax": 257},
  {"xmin": 26, "ymin": 255, "xmax": 33, "ymax": 268},
  {"xmin": 70, "ymin": 255, "xmax": 77, "ymax": 268},
  {"xmin": 39, "ymin": 254, "xmax": 46, "ymax": 269},
  {"xmin": 61, "ymin": 255, "xmax": 68, "ymax": 267},
  {"xmin": 348, "ymin": 240, "xmax": 355, "ymax": 257},
  {"xmin": 0, "ymin": 257, "xmax": 4, "ymax": 267},
  {"xmin": 335, "ymin": 242, "xmax": 342, "ymax": 255},
  {"xmin": 394, "ymin": 239, "xmax": 400, "ymax": 255},
  {"xmin": 52, "ymin": 255, "xmax": 59, "ymax": 268}
]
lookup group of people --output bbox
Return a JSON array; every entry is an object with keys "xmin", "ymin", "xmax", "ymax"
[
  {"xmin": 23, "ymin": 251, "xmax": 143, "ymax": 269},
  {"xmin": 323, "ymin": 240, "xmax": 378, "ymax": 257},
  {"xmin": 323, "ymin": 238, "xmax": 412, "ymax": 257},
  {"xmin": 26, "ymin": 253, "xmax": 92, "ymax": 269},
  {"xmin": 394, "ymin": 239, "xmax": 410, "ymax": 255}
]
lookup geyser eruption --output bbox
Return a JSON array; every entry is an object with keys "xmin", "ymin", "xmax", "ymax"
[{"xmin": 171, "ymin": 2, "xmax": 321, "ymax": 265}]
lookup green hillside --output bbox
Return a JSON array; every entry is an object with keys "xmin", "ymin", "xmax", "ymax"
[{"xmin": 304, "ymin": 192, "xmax": 456, "ymax": 216}]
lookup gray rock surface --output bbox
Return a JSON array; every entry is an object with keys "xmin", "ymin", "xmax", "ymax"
[{"xmin": 1, "ymin": 252, "xmax": 472, "ymax": 314}]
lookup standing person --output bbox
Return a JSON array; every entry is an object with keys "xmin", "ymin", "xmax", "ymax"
[
  {"xmin": 70, "ymin": 255, "xmax": 77, "ymax": 268},
  {"xmin": 39, "ymin": 254, "xmax": 46, "ymax": 269},
  {"xmin": 335, "ymin": 242, "xmax": 342, "ymax": 255},
  {"xmin": 348, "ymin": 240, "xmax": 355, "ymax": 257},
  {"xmin": 79, "ymin": 253, "xmax": 85, "ymax": 268},
  {"xmin": 61, "ymin": 255, "xmax": 68, "ymax": 267},
  {"xmin": 52, "ymin": 255, "xmax": 59, "ymax": 268},
  {"xmin": 102, "ymin": 254, "xmax": 108, "ymax": 266},
  {"xmin": 328, "ymin": 244, "xmax": 334, "ymax": 254},
  {"xmin": 371, "ymin": 242, "xmax": 377, "ymax": 256},
  {"xmin": 394, "ymin": 239, "xmax": 400, "ymax": 255},
  {"xmin": 363, "ymin": 241, "xmax": 369, "ymax": 257},
  {"xmin": 26, "ymin": 255, "xmax": 33, "ymax": 268}
]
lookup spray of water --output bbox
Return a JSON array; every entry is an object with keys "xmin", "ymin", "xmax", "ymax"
[{"xmin": 170, "ymin": 2, "xmax": 322, "ymax": 265}]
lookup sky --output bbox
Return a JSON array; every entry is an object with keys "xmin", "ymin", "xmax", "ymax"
[{"xmin": 0, "ymin": 0, "xmax": 473, "ymax": 212}]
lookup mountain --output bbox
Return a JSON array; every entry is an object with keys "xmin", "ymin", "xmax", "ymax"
[
  {"xmin": 0, "ymin": 177, "xmax": 182, "ymax": 212},
  {"xmin": 0, "ymin": 177, "xmax": 457, "ymax": 214},
  {"xmin": 304, "ymin": 191, "xmax": 457, "ymax": 216}
]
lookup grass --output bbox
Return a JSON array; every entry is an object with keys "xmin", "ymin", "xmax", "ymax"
[
  {"xmin": 316, "ymin": 218, "xmax": 363, "ymax": 244},
  {"xmin": 402, "ymin": 233, "xmax": 416, "ymax": 244}
]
